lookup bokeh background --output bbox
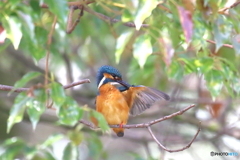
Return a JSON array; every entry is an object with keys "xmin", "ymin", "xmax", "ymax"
[{"xmin": 0, "ymin": 0, "xmax": 240, "ymax": 160}]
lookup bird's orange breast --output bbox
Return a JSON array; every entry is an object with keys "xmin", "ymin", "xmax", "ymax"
[{"xmin": 96, "ymin": 83, "xmax": 129, "ymax": 135}]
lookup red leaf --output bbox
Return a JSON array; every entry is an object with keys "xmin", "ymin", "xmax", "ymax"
[
  {"xmin": 208, "ymin": 102, "xmax": 224, "ymax": 118},
  {"xmin": 0, "ymin": 25, "xmax": 6, "ymax": 43},
  {"xmin": 159, "ymin": 38, "xmax": 174, "ymax": 66},
  {"xmin": 178, "ymin": 6, "xmax": 193, "ymax": 43}
]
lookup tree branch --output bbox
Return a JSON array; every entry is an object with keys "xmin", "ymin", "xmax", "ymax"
[
  {"xmin": 0, "ymin": 79, "xmax": 91, "ymax": 93},
  {"xmin": 109, "ymin": 104, "xmax": 196, "ymax": 128},
  {"xmin": 40, "ymin": 0, "xmax": 95, "ymax": 9},
  {"xmin": 79, "ymin": 104, "xmax": 195, "ymax": 129},
  {"xmin": 218, "ymin": 1, "xmax": 240, "ymax": 15},
  {"xmin": 66, "ymin": 5, "xmax": 84, "ymax": 34},
  {"xmin": 83, "ymin": 5, "xmax": 149, "ymax": 28},
  {"xmin": 79, "ymin": 104, "xmax": 200, "ymax": 152},
  {"xmin": 147, "ymin": 123, "xmax": 201, "ymax": 152},
  {"xmin": 206, "ymin": 39, "xmax": 233, "ymax": 49}
]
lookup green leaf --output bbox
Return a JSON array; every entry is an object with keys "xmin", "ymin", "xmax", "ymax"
[
  {"xmin": 7, "ymin": 93, "xmax": 30, "ymax": 133},
  {"xmin": 37, "ymin": 151, "xmax": 56, "ymax": 160},
  {"xmin": 43, "ymin": 0, "xmax": 68, "ymax": 27},
  {"xmin": 0, "ymin": 39, "xmax": 11, "ymax": 52},
  {"xmin": 91, "ymin": 110, "xmax": 110, "ymax": 132},
  {"xmin": 26, "ymin": 89, "xmax": 46, "ymax": 130},
  {"xmin": 23, "ymin": 146, "xmax": 38, "ymax": 160},
  {"xmin": 67, "ymin": 129, "xmax": 83, "ymax": 146},
  {"xmin": 213, "ymin": 16, "xmax": 230, "ymax": 52},
  {"xmin": 115, "ymin": 30, "xmax": 133, "ymax": 63},
  {"xmin": 63, "ymin": 142, "xmax": 79, "ymax": 160},
  {"xmin": 193, "ymin": 57, "xmax": 213, "ymax": 73},
  {"xmin": 3, "ymin": 16, "xmax": 22, "ymax": 49},
  {"xmin": 205, "ymin": 69, "xmax": 223, "ymax": 97},
  {"xmin": 0, "ymin": 138, "xmax": 25, "ymax": 160},
  {"xmin": 133, "ymin": 34, "xmax": 152, "ymax": 68},
  {"xmin": 122, "ymin": 8, "xmax": 133, "ymax": 22},
  {"xmin": 14, "ymin": 71, "xmax": 41, "ymax": 88},
  {"xmin": 39, "ymin": 134, "xmax": 64, "ymax": 149},
  {"xmin": 87, "ymin": 133, "xmax": 106, "ymax": 159},
  {"xmin": 134, "ymin": 0, "xmax": 158, "ymax": 30},
  {"xmin": 178, "ymin": 57, "xmax": 196, "ymax": 74},
  {"xmin": 57, "ymin": 97, "xmax": 84, "ymax": 126},
  {"xmin": 167, "ymin": 61, "xmax": 184, "ymax": 80},
  {"xmin": 50, "ymin": 82, "xmax": 66, "ymax": 107}
]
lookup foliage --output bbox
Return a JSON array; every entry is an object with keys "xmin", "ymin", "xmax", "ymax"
[{"xmin": 0, "ymin": 0, "xmax": 240, "ymax": 159}]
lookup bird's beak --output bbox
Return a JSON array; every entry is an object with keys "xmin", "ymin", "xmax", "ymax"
[{"xmin": 117, "ymin": 80, "xmax": 131, "ymax": 89}]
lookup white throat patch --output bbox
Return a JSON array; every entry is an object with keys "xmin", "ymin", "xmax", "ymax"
[
  {"xmin": 98, "ymin": 77, "xmax": 122, "ymax": 89},
  {"xmin": 98, "ymin": 77, "xmax": 106, "ymax": 89}
]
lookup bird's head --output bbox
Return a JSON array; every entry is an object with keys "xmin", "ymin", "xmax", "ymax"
[{"xmin": 97, "ymin": 65, "xmax": 130, "ymax": 90}]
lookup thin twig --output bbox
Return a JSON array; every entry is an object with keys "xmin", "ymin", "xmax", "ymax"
[
  {"xmin": 79, "ymin": 104, "xmax": 200, "ymax": 152},
  {"xmin": 41, "ymin": 0, "xmax": 148, "ymax": 28},
  {"xmin": 79, "ymin": 104, "xmax": 195, "ymax": 129},
  {"xmin": 83, "ymin": 5, "xmax": 149, "ymax": 28},
  {"xmin": 66, "ymin": 5, "xmax": 85, "ymax": 34},
  {"xmin": 63, "ymin": 79, "xmax": 91, "ymax": 89},
  {"xmin": 79, "ymin": 104, "xmax": 196, "ymax": 129},
  {"xmin": 40, "ymin": 0, "xmax": 95, "ymax": 9},
  {"xmin": 218, "ymin": 1, "xmax": 240, "ymax": 14},
  {"xmin": 147, "ymin": 122, "xmax": 201, "ymax": 152},
  {"xmin": 45, "ymin": 16, "xmax": 57, "ymax": 86},
  {"xmin": 45, "ymin": 16, "xmax": 57, "ymax": 106},
  {"xmin": 0, "ymin": 79, "xmax": 90, "ymax": 93},
  {"xmin": 109, "ymin": 104, "xmax": 195, "ymax": 128},
  {"xmin": 79, "ymin": 119, "xmax": 97, "ymax": 129},
  {"xmin": 0, "ymin": 85, "xmax": 29, "ymax": 93},
  {"xmin": 206, "ymin": 39, "xmax": 233, "ymax": 49}
]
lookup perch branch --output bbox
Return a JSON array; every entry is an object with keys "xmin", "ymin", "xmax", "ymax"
[
  {"xmin": 79, "ymin": 104, "xmax": 200, "ymax": 152},
  {"xmin": 110, "ymin": 104, "xmax": 196, "ymax": 128}
]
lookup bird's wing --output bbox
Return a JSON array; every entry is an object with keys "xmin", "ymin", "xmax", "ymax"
[{"xmin": 127, "ymin": 85, "xmax": 170, "ymax": 116}]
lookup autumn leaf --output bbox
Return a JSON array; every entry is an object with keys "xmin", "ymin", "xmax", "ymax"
[{"xmin": 178, "ymin": 6, "xmax": 193, "ymax": 43}]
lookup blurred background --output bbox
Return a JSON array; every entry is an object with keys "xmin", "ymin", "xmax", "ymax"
[{"xmin": 0, "ymin": 0, "xmax": 240, "ymax": 160}]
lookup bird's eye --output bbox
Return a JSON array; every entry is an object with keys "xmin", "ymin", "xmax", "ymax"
[{"xmin": 112, "ymin": 74, "xmax": 120, "ymax": 80}]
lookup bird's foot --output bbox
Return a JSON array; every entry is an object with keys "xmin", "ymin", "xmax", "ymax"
[{"xmin": 119, "ymin": 122, "xmax": 123, "ymax": 128}]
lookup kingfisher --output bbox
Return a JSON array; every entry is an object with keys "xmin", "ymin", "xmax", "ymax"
[{"xmin": 95, "ymin": 65, "xmax": 170, "ymax": 137}]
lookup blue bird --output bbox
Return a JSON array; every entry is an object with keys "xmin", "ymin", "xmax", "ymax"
[{"xmin": 95, "ymin": 65, "xmax": 170, "ymax": 137}]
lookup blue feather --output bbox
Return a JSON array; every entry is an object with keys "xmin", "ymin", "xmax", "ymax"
[{"xmin": 97, "ymin": 65, "xmax": 122, "ymax": 86}]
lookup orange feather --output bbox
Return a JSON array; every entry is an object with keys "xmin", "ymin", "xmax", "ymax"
[{"xmin": 96, "ymin": 83, "xmax": 129, "ymax": 137}]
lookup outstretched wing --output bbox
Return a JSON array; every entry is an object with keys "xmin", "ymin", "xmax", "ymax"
[{"xmin": 126, "ymin": 85, "xmax": 170, "ymax": 116}]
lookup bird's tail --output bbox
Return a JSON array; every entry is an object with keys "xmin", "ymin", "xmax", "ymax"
[{"xmin": 113, "ymin": 128, "xmax": 124, "ymax": 137}]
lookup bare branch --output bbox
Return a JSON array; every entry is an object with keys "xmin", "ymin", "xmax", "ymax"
[
  {"xmin": 79, "ymin": 119, "xmax": 97, "ymax": 129},
  {"xmin": 79, "ymin": 104, "xmax": 196, "ymax": 129},
  {"xmin": 147, "ymin": 122, "xmax": 201, "ymax": 152},
  {"xmin": 79, "ymin": 104, "xmax": 200, "ymax": 152},
  {"xmin": 40, "ymin": 0, "xmax": 95, "ymax": 9},
  {"xmin": 41, "ymin": 0, "xmax": 148, "ymax": 28},
  {"xmin": 206, "ymin": 39, "xmax": 233, "ymax": 49},
  {"xmin": 0, "ymin": 79, "xmax": 90, "ymax": 93},
  {"xmin": 63, "ymin": 79, "xmax": 91, "ymax": 89},
  {"xmin": 66, "ymin": 5, "xmax": 85, "ymax": 34},
  {"xmin": 109, "ymin": 104, "xmax": 195, "ymax": 128},
  {"xmin": 0, "ymin": 85, "xmax": 29, "ymax": 93},
  {"xmin": 45, "ymin": 16, "xmax": 57, "ymax": 85},
  {"xmin": 83, "ymin": 5, "xmax": 149, "ymax": 28},
  {"xmin": 218, "ymin": 1, "xmax": 240, "ymax": 15}
]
